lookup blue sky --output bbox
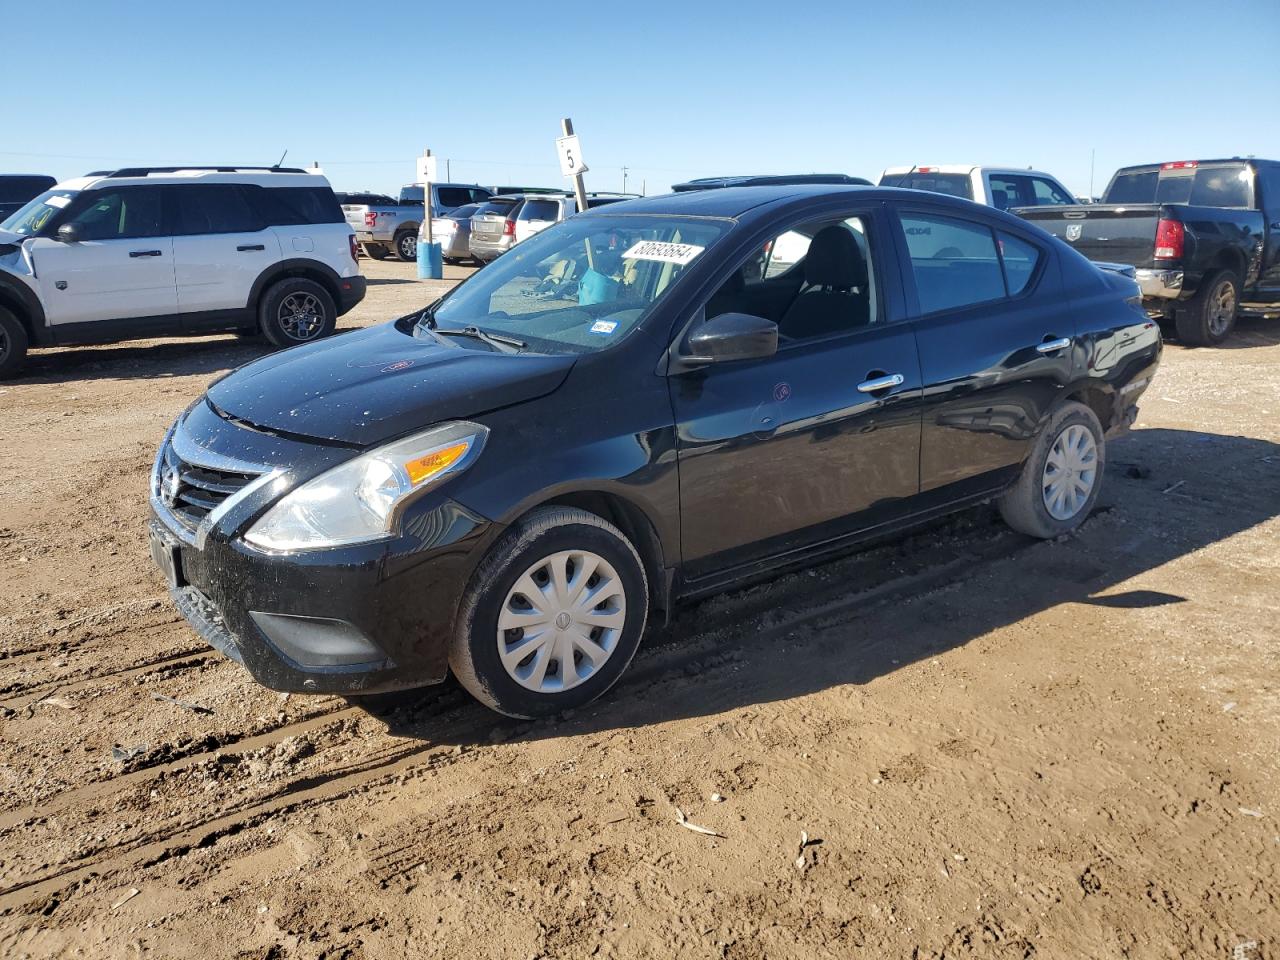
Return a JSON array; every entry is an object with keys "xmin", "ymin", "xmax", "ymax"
[{"xmin": 4, "ymin": 0, "xmax": 1278, "ymax": 198}]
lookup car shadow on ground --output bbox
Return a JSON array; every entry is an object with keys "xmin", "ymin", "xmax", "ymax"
[
  {"xmin": 366, "ymin": 427, "xmax": 1280, "ymax": 745},
  {"xmin": 1158, "ymin": 315, "xmax": 1280, "ymax": 350}
]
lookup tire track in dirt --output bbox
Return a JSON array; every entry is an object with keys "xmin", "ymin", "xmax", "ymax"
[
  {"xmin": 0, "ymin": 519, "xmax": 1038, "ymax": 914},
  {"xmin": 0, "ymin": 649, "xmax": 211, "ymax": 710}
]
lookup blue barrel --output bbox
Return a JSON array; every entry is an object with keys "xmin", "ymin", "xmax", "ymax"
[{"xmin": 416, "ymin": 240, "xmax": 443, "ymax": 280}]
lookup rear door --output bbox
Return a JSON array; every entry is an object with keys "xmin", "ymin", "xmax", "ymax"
[
  {"xmin": 893, "ymin": 205, "xmax": 1075, "ymax": 501},
  {"xmin": 670, "ymin": 206, "xmax": 924, "ymax": 581},
  {"xmin": 1250, "ymin": 163, "xmax": 1280, "ymax": 298},
  {"xmin": 169, "ymin": 184, "xmax": 281, "ymax": 322},
  {"xmin": 29, "ymin": 185, "xmax": 177, "ymax": 329}
]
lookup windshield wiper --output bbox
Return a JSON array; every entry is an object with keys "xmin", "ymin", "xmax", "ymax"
[{"xmin": 434, "ymin": 325, "xmax": 527, "ymax": 353}]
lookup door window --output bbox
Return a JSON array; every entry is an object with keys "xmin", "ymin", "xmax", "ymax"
[
  {"xmin": 436, "ymin": 187, "xmax": 475, "ymax": 208},
  {"xmin": 63, "ymin": 187, "xmax": 164, "ymax": 240},
  {"xmin": 899, "ymin": 213, "xmax": 1006, "ymax": 313},
  {"xmin": 706, "ymin": 215, "xmax": 878, "ymax": 340},
  {"xmin": 998, "ymin": 232, "xmax": 1041, "ymax": 295},
  {"xmin": 172, "ymin": 185, "xmax": 264, "ymax": 235},
  {"xmin": 1030, "ymin": 177, "xmax": 1074, "ymax": 205},
  {"xmin": 988, "ymin": 175, "xmax": 1029, "ymax": 210}
]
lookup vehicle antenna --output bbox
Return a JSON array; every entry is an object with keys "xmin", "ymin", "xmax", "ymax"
[
  {"xmin": 273, "ymin": 149, "xmax": 288, "ymax": 170},
  {"xmin": 893, "ymin": 164, "xmax": 918, "ymax": 187}
]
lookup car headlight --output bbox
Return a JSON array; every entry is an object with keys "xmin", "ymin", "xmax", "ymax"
[{"xmin": 244, "ymin": 421, "xmax": 488, "ymax": 552}]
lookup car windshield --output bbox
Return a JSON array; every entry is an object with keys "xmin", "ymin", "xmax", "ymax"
[
  {"xmin": 881, "ymin": 173, "xmax": 974, "ymax": 200},
  {"xmin": 418, "ymin": 215, "xmax": 727, "ymax": 355},
  {"xmin": 1, "ymin": 189, "xmax": 77, "ymax": 236}
]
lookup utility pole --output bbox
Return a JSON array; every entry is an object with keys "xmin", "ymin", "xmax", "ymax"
[
  {"xmin": 561, "ymin": 118, "xmax": 589, "ymax": 214},
  {"xmin": 1089, "ymin": 148, "xmax": 1096, "ymax": 201},
  {"xmin": 622, "ymin": 165, "xmax": 629, "ymax": 194},
  {"xmin": 423, "ymin": 148, "xmax": 432, "ymax": 248},
  {"xmin": 446, "ymin": 158, "xmax": 451, "ymax": 181}
]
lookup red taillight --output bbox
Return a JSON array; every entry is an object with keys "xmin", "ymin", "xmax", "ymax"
[
  {"xmin": 1161, "ymin": 160, "xmax": 1198, "ymax": 170},
  {"xmin": 1154, "ymin": 218, "xmax": 1184, "ymax": 259},
  {"xmin": 503, "ymin": 218, "xmax": 516, "ymax": 237},
  {"xmin": 917, "ymin": 166, "xmax": 936, "ymax": 173},
  {"xmin": 363, "ymin": 212, "xmax": 377, "ymax": 227},
  {"xmin": 349, "ymin": 235, "xmax": 359, "ymax": 261}
]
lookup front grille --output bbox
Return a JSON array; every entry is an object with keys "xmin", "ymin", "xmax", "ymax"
[{"xmin": 159, "ymin": 446, "xmax": 259, "ymax": 533}]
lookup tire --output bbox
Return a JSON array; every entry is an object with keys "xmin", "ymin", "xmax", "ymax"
[
  {"xmin": 0, "ymin": 306, "xmax": 29, "ymax": 379},
  {"xmin": 1175, "ymin": 269, "xmax": 1239, "ymax": 346},
  {"xmin": 393, "ymin": 230, "xmax": 417, "ymax": 262},
  {"xmin": 363, "ymin": 242, "xmax": 390, "ymax": 261},
  {"xmin": 258, "ymin": 277, "xmax": 337, "ymax": 349},
  {"xmin": 998, "ymin": 401, "xmax": 1105, "ymax": 539},
  {"xmin": 450, "ymin": 506, "xmax": 649, "ymax": 719}
]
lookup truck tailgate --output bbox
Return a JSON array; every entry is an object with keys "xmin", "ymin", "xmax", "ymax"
[
  {"xmin": 1015, "ymin": 204, "xmax": 1160, "ymax": 267},
  {"xmin": 341, "ymin": 204, "xmax": 369, "ymax": 233}
]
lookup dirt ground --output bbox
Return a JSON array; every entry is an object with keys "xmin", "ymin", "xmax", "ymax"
[{"xmin": 1, "ymin": 257, "xmax": 1278, "ymax": 960}]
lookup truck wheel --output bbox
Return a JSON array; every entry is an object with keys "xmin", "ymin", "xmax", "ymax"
[
  {"xmin": 998, "ymin": 401, "xmax": 1105, "ymax": 539},
  {"xmin": 1175, "ymin": 269, "xmax": 1238, "ymax": 346},
  {"xmin": 0, "ymin": 306, "xmax": 30, "ymax": 379},
  {"xmin": 258, "ymin": 277, "xmax": 337, "ymax": 349},
  {"xmin": 450, "ymin": 507, "xmax": 649, "ymax": 719},
  {"xmin": 363, "ymin": 242, "xmax": 390, "ymax": 261},
  {"xmin": 393, "ymin": 231, "xmax": 417, "ymax": 262}
]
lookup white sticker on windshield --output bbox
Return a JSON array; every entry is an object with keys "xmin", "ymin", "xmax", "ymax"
[
  {"xmin": 589, "ymin": 319, "xmax": 618, "ymax": 335},
  {"xmin": 44, "ymin": 195, "xmax": 71, "ymax": 209},
  {"xmin": 622, "ymin": 240, "xmax": 704, "ymax": 265}
]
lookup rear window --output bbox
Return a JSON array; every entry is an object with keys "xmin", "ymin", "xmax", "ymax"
[
  {"xmin": 447, "ymin": 203, "xmax": 482, "ymax": 220},
  {"xmin": 519, "ymin": 199, "xmax": 561, "ymax": 220},
  {"xmin": 477, "ymin": 198, "xmax": 521, "ymax": 216},
  {"xmin": 1105, "ymin": 165, "xmax": 1253, "ymax": 208},
  {"xmin": 586, "ymin": 197, "xmax": 627, "ymax": 209},
  {"xmin": 0, "ymin": 176, "xmax": 56, "ymax": 203},
  {"xmin": 881, "ymin": 172, "xmax": 974, "ymax": 201}
]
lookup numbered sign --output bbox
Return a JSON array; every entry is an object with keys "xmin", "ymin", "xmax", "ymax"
[
  {"xmin": 556, "ymin": 135, "xmax": 589, "ymax": 177},
  {"xmin": 415, "ymin": 154, "xmax": 438, "ymax": 185}
]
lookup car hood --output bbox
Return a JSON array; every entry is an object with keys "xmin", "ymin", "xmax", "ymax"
[{"xmin": 207, "ymin": 322, "xmax": 577, "ymax": 446}]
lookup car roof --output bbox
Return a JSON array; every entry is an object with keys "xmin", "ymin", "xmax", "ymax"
[
  {"xmin": 58, "ymin": 167, "xmax": 333, "ymax": 191},
  {"xmin": 578, "ymin": 183, "xmax": 1045, "ymax": 227},
  {"xmin": 880, "ymin": 165, "xmax": 1063, "ymax": 179}
]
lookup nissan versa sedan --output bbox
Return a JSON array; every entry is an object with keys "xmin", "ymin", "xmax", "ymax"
[{"xmin": 149, "ymin": 185, "xmax": 1161, "ymax": 718}]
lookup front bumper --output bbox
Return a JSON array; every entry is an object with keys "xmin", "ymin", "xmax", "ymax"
[
  {"xmin": 336, "ymin": 274, "xmax": 367, "ymax": 316},
  {"xmin": 148, "ymin": 404, "xmax": 499, "ymax": 694},
  {"xmin": 1135, "ymin": 268, "xmax": 1184, "ymax": 300}
]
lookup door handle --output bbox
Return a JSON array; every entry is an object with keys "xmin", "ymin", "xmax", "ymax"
[
  {"xmin": 1036, "ymin": 337, "xmax": 1072, "ymax": 354},
  {"xmin": 856, "ymin": 373, "xmax": 905, "ymax": 393},
  {"xmin": 129, "ymin": 249, "xmax": 163, "ymax": 258},
  {"xmin": 236, "ymin": 244, "xmax": 266, "ymax": 252}
]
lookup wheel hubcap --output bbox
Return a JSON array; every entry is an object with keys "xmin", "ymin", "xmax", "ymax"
[
  {"xmin": 1042, "ymin": 423, "xmax": 1097, "ymax": 521},
  {"xmin": 277, "ymin": 293, "xmax": 324, "ymax": 341},
  {"xmin": 401, "ymin": 234, "xmax": 417, "ymax": 259},
  {"xmin": 1208, "ymin": 280, "xmax": 1236, "ymax": 336},
  {"xmin": 497, "ymin": 550, "xmax": 626, "ymax": 694}
]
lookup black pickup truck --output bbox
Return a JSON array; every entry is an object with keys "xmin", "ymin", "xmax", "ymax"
[{"xmin": 1016, "ymin": 159, "xmax": 1280, "ymax": 345}]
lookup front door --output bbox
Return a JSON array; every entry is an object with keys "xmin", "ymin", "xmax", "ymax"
[
  {"xmin": 670, "ymin": 209, "xmax": 923, "ymax": 581},
  {"xmin": 30, "ymin": 185, "xmax": 177, "ymax": 330}
]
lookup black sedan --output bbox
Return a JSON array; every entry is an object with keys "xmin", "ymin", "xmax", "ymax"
[{"xmin": 149, "ymin": 185, "xmax": 1162, "ymax": 717}]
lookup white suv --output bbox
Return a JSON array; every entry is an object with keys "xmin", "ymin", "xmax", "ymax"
[
  {"xmin": 0, "ymin": 166, "xmax": 366, "ymax": 378},
  {"xmin": 513, "ymin": 193, "xmax": 637, "ymax": 244}
]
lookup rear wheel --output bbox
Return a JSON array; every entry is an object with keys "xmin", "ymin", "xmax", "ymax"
[
  {"xmin": 362, "ymin": 242, "xmax": 390, "ymax": 261},
  {"xmin": 1176, "ymin": 269, "xmax": 1238, "ymax": 346},
  {"xmin": 258, "ymin": 277, "xmax": 337, "ymax": 349},
  {"xmin": 450, "ymin": 507, "xmax": 649, "ymax": 719},
  {"xmin": 998, "ymin": 401, "xmax": 1105, "ymax": 539},
  {"xmin": 0, "ymin": 306, "xmax": 29, "ymax": 379},
  {"xmin": 393, "ymin": 230, "xmax": 417, "ymax": 262}
]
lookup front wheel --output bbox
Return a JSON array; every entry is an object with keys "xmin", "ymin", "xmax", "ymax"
[
  {"xmin": 1176, "ymin": 269, "xmax": 1238, "ymax": 346},
  {"xmin": 393, "ymin": 231, "xmax": 417, "ymax": 262},
  {"xmin": 0, "ymin": 306, "xmax": 30, "ymax": 379},
  {"xmin": 258, "ymin": 277, "xmax": 337, "ymax": 349},
  {"xmin": 450, "ymin": 507, "xmax": 649, "ymax": 718},
  {"xmin": 998, "ymin": 401, "xmax": 1105, "ymax": 539}
]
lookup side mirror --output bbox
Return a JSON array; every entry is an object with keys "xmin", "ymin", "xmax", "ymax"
[
  {"xmin": 56, "ymin": 223, "xmax": 81, "ymax": 243},
  {"xmin": 682, "ymin": 312, "xmax": 778, "ymax": 366}
]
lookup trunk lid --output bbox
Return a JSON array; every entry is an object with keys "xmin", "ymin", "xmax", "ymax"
[{"xmin": 1016, "ymin": 204, "xmax": 1162, "ymax": 267}]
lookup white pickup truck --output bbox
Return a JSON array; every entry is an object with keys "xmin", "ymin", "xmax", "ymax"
[
  {"xmin": 879, "ymin": 165, "xmax": 1077, "ymax": 211},
  {"xmin": 343, "ymin": 183, "xmax": 492, "ymax": 261}
]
